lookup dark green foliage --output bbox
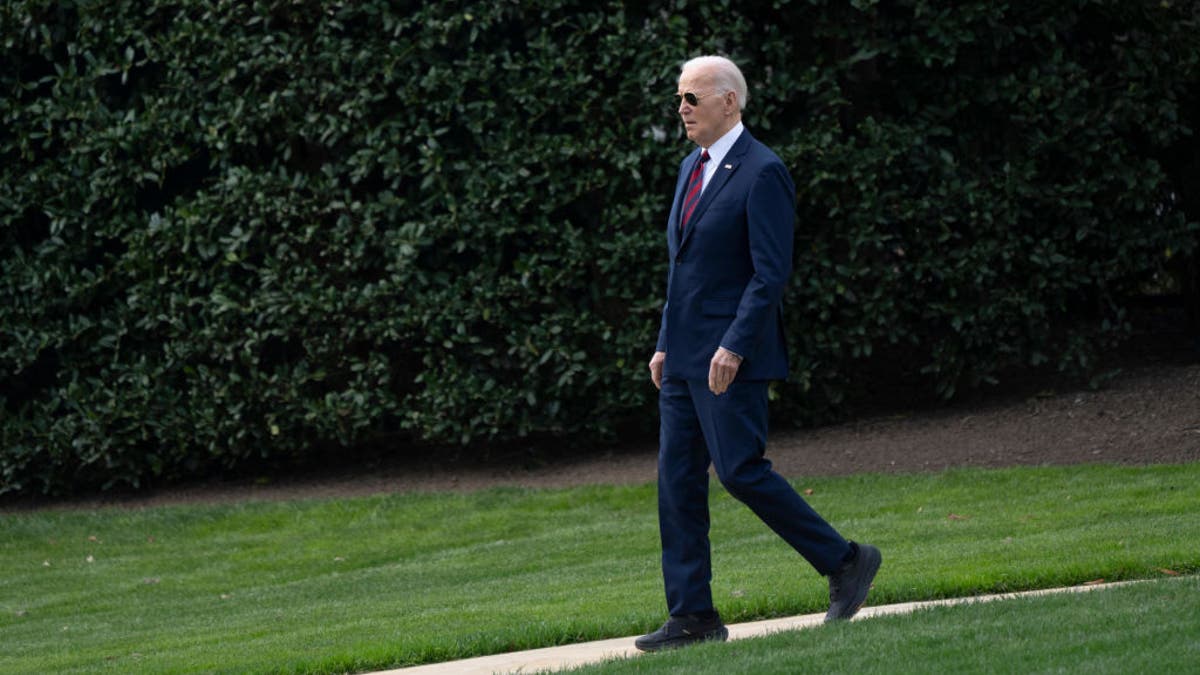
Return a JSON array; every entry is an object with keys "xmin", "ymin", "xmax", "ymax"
[{"xmin": 2, "ymin": 0, "xmax": 1197, "ymax": 496}]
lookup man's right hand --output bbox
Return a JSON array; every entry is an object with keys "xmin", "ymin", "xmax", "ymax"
[{"xmin": 649, "ymin": 351, "xmax": 666, "ymax": 390}]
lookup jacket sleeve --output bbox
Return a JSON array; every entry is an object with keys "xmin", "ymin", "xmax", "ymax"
[
  {"xmin": 719, "ymin": 161, "xmax": 795, "ymax": 358},
  {"xmin": 657, "ymin": 154, "xmax": 691, "ymax": 354},
  {"xmin": 656, "ymin": 300, "xmax": 668, "ymax": 352}
]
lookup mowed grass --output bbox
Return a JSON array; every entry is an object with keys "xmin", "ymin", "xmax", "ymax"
[
  {"xmin": 0, "ymin": 463, "xmax": 1197, "ymax": 674},
  {"xmin": 567, "ymin": 576, "xmax": 1200, "ymax": 674}
]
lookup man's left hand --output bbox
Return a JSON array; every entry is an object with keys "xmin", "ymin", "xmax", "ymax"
[{"xmin": 708, "ymin": 347, "xmax": 742, "ymax": 395}]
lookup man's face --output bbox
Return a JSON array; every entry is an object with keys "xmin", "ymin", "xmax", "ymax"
[{"xmin": 677, "ymin": 66, "xmax": 732, "ymax": 148}]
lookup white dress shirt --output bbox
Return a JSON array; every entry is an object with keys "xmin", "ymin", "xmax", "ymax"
[{"xmin": 700, "ymin": 121, "xmax": 744, "ymax": 192}]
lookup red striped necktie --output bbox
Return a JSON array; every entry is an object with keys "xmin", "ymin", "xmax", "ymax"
[{"xmin": 680, "ymin": 150, "xmax": 710, "ymax": 230}]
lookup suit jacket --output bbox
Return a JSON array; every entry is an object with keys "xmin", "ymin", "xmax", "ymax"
[{"xmin": 656, "ymin": 129, "xmax": 794, "ymax": 382}]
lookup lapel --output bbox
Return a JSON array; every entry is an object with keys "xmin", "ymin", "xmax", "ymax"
[{"xmin": 678, "ymin": 130, "xmax": 751, "ymax": 252}]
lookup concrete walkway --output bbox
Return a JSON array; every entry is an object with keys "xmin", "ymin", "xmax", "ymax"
[{"xmin": 375, "ymin": 580, "xmax": 1144, "ymax": 675}]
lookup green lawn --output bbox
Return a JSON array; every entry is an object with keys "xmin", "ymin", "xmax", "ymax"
[
  {"xmin": 567, "ymin": 576, "xmax": 1200, "ymax": 674},
  {"xmin": 1, "ymin": 463, "xmax": 1196, "ymax": 674}
]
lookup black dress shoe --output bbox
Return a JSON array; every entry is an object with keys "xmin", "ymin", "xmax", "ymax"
[
  {"xmin": 634, "ymin": 611, "xmax": 729, "ymax": 652},
  {"xmin": 825, "ymin": 542, "xmax": 882, "ymax": 622}
]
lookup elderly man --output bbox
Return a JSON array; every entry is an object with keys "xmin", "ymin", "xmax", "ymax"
[{"xmin": 638, "ymin": 55, "xmax": 882, "ymax": 652}]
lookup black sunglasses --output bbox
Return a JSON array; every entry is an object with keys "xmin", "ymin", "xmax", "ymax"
[{"xmin": 675, "ymin": 91, "xmax": 714, "ymax": 106}]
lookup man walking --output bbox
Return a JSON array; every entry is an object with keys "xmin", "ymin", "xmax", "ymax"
[{"xmin": 638, "ymin": 55, "xmax": 881, "ymax": 652}]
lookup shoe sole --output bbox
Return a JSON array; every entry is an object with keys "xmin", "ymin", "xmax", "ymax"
[{"xmin": 825, "ymin": 545, "xmax": 882, "ymax": 622}]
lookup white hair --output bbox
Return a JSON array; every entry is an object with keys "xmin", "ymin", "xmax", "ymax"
[{"xmin": 681, "ymin": 55, "xmax": 749, "ymax": 112}]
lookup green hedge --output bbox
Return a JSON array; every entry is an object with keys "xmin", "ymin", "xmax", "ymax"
[{"xmin": 2, "ymin": 0, "xmax": 1198, "ymax": 496}]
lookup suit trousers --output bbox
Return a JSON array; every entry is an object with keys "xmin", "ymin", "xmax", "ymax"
[{"xmin": 657, "ymin": 376, "xmax": 851, "ymax": 616}]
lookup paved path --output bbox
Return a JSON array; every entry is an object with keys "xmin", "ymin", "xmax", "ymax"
[{"xmin": 374, "ymin": 580, "xmax": 1144, "ymax": 675}]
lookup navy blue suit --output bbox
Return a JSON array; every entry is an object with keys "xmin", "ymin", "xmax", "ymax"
[{"xmin": 654, "ymin": 129, "xmax": 851, "ymax": 617}]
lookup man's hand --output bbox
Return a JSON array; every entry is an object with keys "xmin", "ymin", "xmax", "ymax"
[
  {"xmin": 708, "ymin": 347, "xmax": 742, "ymax": 395},
  {"xmin": 649, "ymin": 351, "xmax": 666, "ymax": 390}
]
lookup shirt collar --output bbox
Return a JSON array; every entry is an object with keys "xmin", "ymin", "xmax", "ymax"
[{"xmin": 702, "ymin": 121, "xmax": 744, "ymax": 167}]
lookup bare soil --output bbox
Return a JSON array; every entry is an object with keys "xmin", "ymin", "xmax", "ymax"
[{"xmin": 17, "ymin": 347, "xmax": 1195, "ymax": 512}]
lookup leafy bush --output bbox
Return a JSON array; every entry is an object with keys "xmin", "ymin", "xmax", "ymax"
[{"xmin": 2, "ymin": 0, "xmax": 1197, "ymax": 495}]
